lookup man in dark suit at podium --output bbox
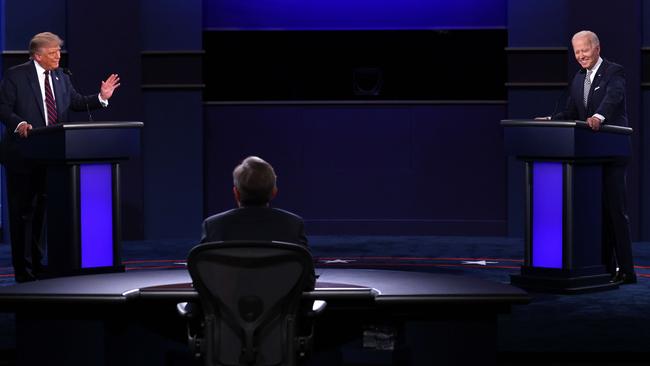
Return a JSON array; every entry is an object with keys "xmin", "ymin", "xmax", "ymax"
[
  {"xmin": 550, "ymin": 30, "xmax": 636, "ymax": 284},
  {"xmin": 200, "ymin": 156, "xmax": 308, "ymax": 247},
  {"xmin": 0, "ymin": 32, "xmax": 120, "ymax": 282}
]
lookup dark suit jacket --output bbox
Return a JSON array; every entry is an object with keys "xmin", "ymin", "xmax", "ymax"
[
  {"xmin": 552, "ymin": 59, "xmax": 628, "ymax": 127},
  {"xmin": 0, "ymin": 60, "xmax": 102, "ymax": 166},
  {"xmin": 200, "ymin": 206, "xmax": 314, "ymax": 289},
  {"xmin": 200, "ymin": 206, "xmax": 308, "ymax": 247}
]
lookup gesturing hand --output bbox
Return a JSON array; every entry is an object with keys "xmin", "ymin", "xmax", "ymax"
[{"xmin": 99, "ymin": 74, "xmax": 121, "ymax": 100}]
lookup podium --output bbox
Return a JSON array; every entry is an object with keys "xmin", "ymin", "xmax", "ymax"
[
  {"xmin": 501, "ymin": 120, "xmax": 632, "ymax": 292},
  {"xmin": 20, "ymin": 122, "xmax": 143, "ymax": 277}
]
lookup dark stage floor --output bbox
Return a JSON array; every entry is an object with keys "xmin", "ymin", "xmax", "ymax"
[{"xmin": 0, "ymin": 236, "xmax": 649, "ymax": 365}]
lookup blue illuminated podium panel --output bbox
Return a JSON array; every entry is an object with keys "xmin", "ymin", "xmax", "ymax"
[
  {"xmin": 21, "ymin": 122, "xmax": 143, "ymax": 277},
  {"xmin": 501, "ymin": 120, "xmax": 632, "ymax": 293}
]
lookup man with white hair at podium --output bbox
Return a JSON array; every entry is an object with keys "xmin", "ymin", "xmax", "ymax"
[{"xmin": 540, "ymin": 30, "xmax": 635, "ymax": 284}]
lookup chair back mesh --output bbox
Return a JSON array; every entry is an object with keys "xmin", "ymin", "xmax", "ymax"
[{"xmin": 188, "ymin": 241, "xmax": 314, "ymax": 366}]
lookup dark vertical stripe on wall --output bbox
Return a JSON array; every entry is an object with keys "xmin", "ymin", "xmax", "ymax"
[
  {"xmin": 0, "ymin": 0, "xmax": 4, "ymax": 62},
  {"xmin": 642, "ymin": 4, "xmax": 650, "ymax": 240},
  {"xmin": 143, "ymin": 91, "xmax": 203, "ymax": 239},
  {"xmin": 506, "ymin": 0, "xmax": 570, "ymax": 237},
  {"xmin": 66, "ymin": 0, "xmax": 144, "ymax": 239},
  {"xmin": 643, "ymin": 90, "xmax": 650, "ymax": 240},
  {"xmin": 0, "ymin": 0, "xmax": 4, "ymax": 242},
  {"xmin": 140, "ymin": 1, "xmax": 203, "ymax": 239}
]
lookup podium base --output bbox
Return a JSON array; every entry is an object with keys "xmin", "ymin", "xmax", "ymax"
[{"xmin": 511, "ymin": 266, "xmax": 619, "ymax": 293}]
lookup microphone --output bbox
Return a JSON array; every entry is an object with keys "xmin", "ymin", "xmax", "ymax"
[{"xmin": 62, "ymin": 67, "xmax": 94, "ymax": 122}]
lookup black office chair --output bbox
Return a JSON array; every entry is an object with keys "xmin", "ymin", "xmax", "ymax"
[{"xmin": 179, "ymin": 241, "xmax": 322, "ymax": 366}]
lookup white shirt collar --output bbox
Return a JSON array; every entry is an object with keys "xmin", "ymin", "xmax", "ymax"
[
  {"xmin": 33, "ymin": 60, "xmax": 47, "ymax": 76},
  {"xmin": 587, "ymin": 57, "xmax": 603, "ymax": 75}
]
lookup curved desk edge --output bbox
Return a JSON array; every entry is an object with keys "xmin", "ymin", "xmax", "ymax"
[{"xmin": 500, "ymin": 119, "xmax": 633, "ymax": 135}]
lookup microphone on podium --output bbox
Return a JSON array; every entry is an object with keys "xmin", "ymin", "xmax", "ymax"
[{"xmin": 62, "ymin": 67, "xmax": 94, "ymax": 122}]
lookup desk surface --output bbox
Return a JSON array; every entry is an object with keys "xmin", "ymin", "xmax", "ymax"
[{"xmin": 0, "ymin": 268, "xmax": 529, "ymax": 307}]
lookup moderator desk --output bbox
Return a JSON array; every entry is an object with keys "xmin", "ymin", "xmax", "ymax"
[{"xmin": 0, "ymin": 268, "xmax": 529, "ymax": 366}]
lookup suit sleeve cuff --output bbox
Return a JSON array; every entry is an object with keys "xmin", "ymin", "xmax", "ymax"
[{"xmin": 98, "ymin": 94, "xmax": 109, "ymax": 107}]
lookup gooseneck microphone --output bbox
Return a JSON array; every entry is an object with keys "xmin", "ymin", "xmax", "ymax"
[{"xmin": 62, "ymin": 67, "xmax": 94, "ymax": 122}]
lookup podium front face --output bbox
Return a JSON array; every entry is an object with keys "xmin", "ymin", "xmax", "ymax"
[
  {"xmin": 530, "ymin": 162, "xmax": 563, "ymax": 269},
  {"xmin": 80, "ymin": 164, "xmax": 115, "ymax": 268},
  {"xmin": 23, "ymin": 122, "xmax": 142, "ymax": 277},
  {"xmin": 502, "ymin": 120, "xmax": 631, "ymax": 293}
]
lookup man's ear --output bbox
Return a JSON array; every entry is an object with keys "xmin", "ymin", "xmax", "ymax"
[{"xmin": 271, "ymin": 187, "xmax": 278, "ymax": 200}]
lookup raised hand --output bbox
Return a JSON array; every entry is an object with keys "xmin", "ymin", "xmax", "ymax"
[{"xmin": 99, "ymin": 73, "xmax": 121, "ymax": 100}]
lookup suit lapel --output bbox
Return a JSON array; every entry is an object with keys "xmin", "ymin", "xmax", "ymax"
[
  {"xmin": 587, "ymin": 60, "xmax": 607, "ymax": 108},
  {"xmin": 590, "ymin": 60, "xmax": 606, "ymax": 95},
  {"xmin": 27, "ymin": 62, "xmax": 46, "ymax": 123}
]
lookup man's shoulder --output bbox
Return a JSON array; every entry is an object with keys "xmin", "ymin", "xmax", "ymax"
[
  {"xmin": 601, "ymin": 59, "xmax": 624, "ymax": 73},
  {"xmin": 270, "ymin": 207, "xmax": 304, "ymax": 221},
  {"xmin": 5, "ymin": 61, "xmax": 34, "ymax": 76},
  {"xmin": 204, "ymin": 206, "xmax": 303, "ymax": 223},
  {"xmin": 203, "ymin": 208, "xmax": 238, "ymax": 223}
]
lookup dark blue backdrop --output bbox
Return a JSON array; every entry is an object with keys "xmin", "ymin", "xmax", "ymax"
[
  {"xmin": 204, "ymin": 103, "xmax": 507, "ymax": 235},
  {"xmin": 0, "ymin": 0, "xmax": 648, "ymax": 241}
]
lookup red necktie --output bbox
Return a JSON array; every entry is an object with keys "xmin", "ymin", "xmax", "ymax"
[{"xmin": 44, "ymin": 70, "xmax": 58, "ymax": 125}]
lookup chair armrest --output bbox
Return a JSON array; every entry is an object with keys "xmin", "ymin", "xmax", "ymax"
[
  {"xmin": 311, "ymin": 300, "xmax": 327, "ymax": 316},
  {"xmin": 177, "ymin": 302, "xmax": 193, "ymax": 318}
]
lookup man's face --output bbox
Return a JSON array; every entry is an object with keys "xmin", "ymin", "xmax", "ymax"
[
  {"xmin": 34, "ymin": 44, "xmax": 61, "ymax": 71},
  {"xmin": 572, "ymin": 36, "xmax": 600, "ymax": 70}
]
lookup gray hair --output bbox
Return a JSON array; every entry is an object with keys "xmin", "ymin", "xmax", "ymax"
[
  {"xmin": 233, "ymin": 156, "xmax": 277, "ymax": 206},
  {"xmin": 29, "ymin": 32, "xmax": 63, "ymax": 58},
  {"xmin": 572, "ymin": 30, "xmax": 600, "ymax": 47}
]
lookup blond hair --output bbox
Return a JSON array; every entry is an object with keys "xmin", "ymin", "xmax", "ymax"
[{"xmin": 29, "ymin": 32, "xmax": 63, "ymax": 59}]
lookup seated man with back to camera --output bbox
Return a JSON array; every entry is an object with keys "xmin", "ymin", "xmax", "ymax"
[
  {"xmin": 200, "ymin": 156, "xmax": 313, "ymax": 288},
  {"xmin": 200, "ymin": 156, "xmax": 307, "ymax": 247}
]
